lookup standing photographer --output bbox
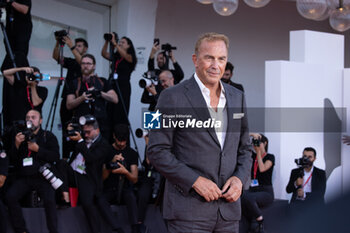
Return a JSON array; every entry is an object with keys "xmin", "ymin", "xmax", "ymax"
[
  {"xmin": 286, "ymin": 147, "xmax": 326, "ymax": 208},
  {"xmin": 52, "ymin": 35, "xmax": 88, "ymax": 159},
  {"xmin": 101, "ymin": 33, "xmax": 137, "ymax": 126},
  {"xmin": 148, "ymin": 40, "xmax": 184, "ymax": 84},
  {"xmin": 1, "ymin": 0, "xmax": 32, "ymax": 70},
  {"xmin": 66, "ymin": 54, "xmax": 118, "ymax": 139},
  {"xmin": 5, "ymin": 109, "xmax": 60, "ymax": 233},
  {"xmin": 2, "ymin": 66, "xmax": 48, "ymax": 124}
]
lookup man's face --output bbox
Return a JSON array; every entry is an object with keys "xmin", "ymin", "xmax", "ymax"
[
  {"xmin": 26, "ymin": 110, "xmax": 42, "ymax": 132},
  {"xmin": 221, "ymin": 69, "xmax": 232, "ymax": 83},
  {"xmin": 75, "ymin": 42, "xmax": 87, "ymax": 55},
  {"xmin": 303, "ymin": 150, "xmax": 316, "ymax": 166},
  {"xmin": 157, "ymin": 53, "xmax": 165, "ymax": 68},
  {"xmin": 192, "ymin": 40, "xmax": 228, "ymax": 86},
  {"xmin": 81, "ymin": 57, "xmax": 95, "ymax": 76},
  {"xmin": 114, "ymin": 138, "xmax": 127, "ymax": 150},
  {"xmin": 83, "ymin": 125, "xmax": 99, "ymax": 141},
  {"xmin": 159, "ymin": 74, "xmax": 174, "ymax": 89}
]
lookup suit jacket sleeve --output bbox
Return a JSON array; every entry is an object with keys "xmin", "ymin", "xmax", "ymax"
[
  {"xmin": 75, "ymin": 138, "xmax": 109, "ymax": 163},
  {"xmin": 308, "ymin": 168, "xmax": 326, "ymax": 203},
  {"xmin": 147, "ymin": 89, "xmax": 200, "ymax": 194},
  {"xmin": 231, "ymin": 93, "xmax": 252, "ymax": 185},
  {"xmin": 286, "ymin": 169, "xmax": 299, "ymax": 194}
]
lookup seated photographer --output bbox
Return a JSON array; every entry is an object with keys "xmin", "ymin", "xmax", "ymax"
[
  {"xmin": 52, "ymin": 35, "xmax": 88, "ymax": 159},
  {"xmin": 5, "ymin": 109, "xmax": 60, "ymax": 233},
  {"xmin": 2, "ymin": 66, "xmax": 48, "ymax": 121},
  {"xmin": 101, "ymin": 33, "xmax": 137, "ymax": 126},
  {"xmin": 148, "ymin": 40, "xmax": 184, "ymax": 84},
  {"xmin": 241, "ymin": 133, "xmax": 274, "ymax": 233},
  {"xmin": 286, "ymin": 147, "xmax": 326, "ymax": 209},
  {"xmin": 66, "ymin": 54, "xmax": 118, "ymax": 140},
  {"xmin": 141, "ymin": 70, "xmax": 174, "ymax": 111},
  {"xmin": 102, "ymin": 124, "xmax": 140, "ymax": 233},
  {"xmin": 0, "ymin": 139, "xmax": 9, "ymax": 233},
  {"xmin": 57, "ymin": 115, "xmax": 123, "ymax": 233}
]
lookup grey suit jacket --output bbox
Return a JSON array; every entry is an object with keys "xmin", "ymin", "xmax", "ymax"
[{"xmin": 147, "ymin": 76, "xmax": 252, "ymax": 221}]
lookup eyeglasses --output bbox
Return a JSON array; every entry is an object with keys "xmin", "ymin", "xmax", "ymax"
[{"xmin": 81, "ymin": 62, "xmax": 93, "ymax": 66}]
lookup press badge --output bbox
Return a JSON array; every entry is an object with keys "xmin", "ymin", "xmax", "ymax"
[
  {"xmin": 76, "ymin": 164, "xmax": 86, "ymax": 174},
  {"xmin": 250, "ymin": 179, "xmax": 259, "ymax": 187},
  {"xmin": 113, "ymin": 73, "xmax": 118, "ymax": 80},
  {"xmin": 23, "ymin": 157, "xmax": 33, "ymax": 167}
]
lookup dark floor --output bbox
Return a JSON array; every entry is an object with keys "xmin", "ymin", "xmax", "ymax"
[{"xmin": 4, "ymin": 201, "xmax": 290, "ymax": 233}]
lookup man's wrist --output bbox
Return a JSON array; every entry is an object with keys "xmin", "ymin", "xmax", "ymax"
[{"xmin": 70, "ymin": 45, "xmax": 76, "ymax": 51}]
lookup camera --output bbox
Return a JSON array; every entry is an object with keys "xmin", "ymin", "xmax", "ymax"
[
  {"xmin": 135, "ymin": 128, "xmax": 149, "ymax": 138},
  {"xmin": 252, "ymin": 138, "xmax": 261, "ymax": 147},
  {"xmin": 85, "ymin": 89, "xmax": 101, "ymax": 101},
  {"xmin": 66, "ymin": 117, "xmax": 82, "ymax": 137},
  {"xmin": 26, "ymin": 73, "xmax": 51, "ymax": 82},
  {"xmin": 104, "ymin": 32, "xmax": 119, "ymax": 42},
  {"xmin": 79, "ymin": 115, "xmax": 96, "ymax": 126},
  {"xmin": 139, "ymin": 71, "xmax": 158, "ymax": 88},
  {"xmin": 54, "ymin": 29, "xmax": 68, "ymax": 45},
  {"xmin": 161, "ymin": 43, "xmax": 177, "ymax": 52},
  {"xmin": 13, "ymin": 120, "xmax": 36, "ymax": 142},
  {"xmin": 0, "ymin": 140, "xmax": 6, "ymax": 159},
  {"xmin": 295, "ymin": 156, "xmax": 312, "ymax": 168},
  {"xmin": 39, "ymin": 163, "xmax": 63, "ymax": 190},
  {"xmin": 106, "ymin": 160, "xmax": 125, "ymax": 170}
]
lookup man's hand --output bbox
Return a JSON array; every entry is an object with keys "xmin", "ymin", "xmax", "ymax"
[
  {"xmin": 0, "ymin": 175, "xmax": 6, "ymax": 188},
  {"xmin": 150, "ymin": 42, "xmax": 160, "ymax": 58},
  {"xmin": 111, "ymin": 162, "xmax": 128, "ymax": 175},
  {"xmin": 221, "ymin": 176, "xmax": 243, "ymax": 203},
  {"xmin": 297, "ymin": 188, "xmax": 304, "ymax": 198},
  {"xmin": 146, "ymin": 84, "xmax": 157, "ymax": 96},
  {"xmin": 192, "ymin": 176, "xmax": 222, "ymax": 202},
  {"xmin": 62, "ymin": 36, "xmax": 73, "ymax": 49},
  {"xmin": 15, "ymin": 132, "xmax": 25, "ymax": 149},
  {"xmin": 169, "ymin": 50, "xmax": 176, "ymax": 63},
  {"xmin": 67, "ymin": 124, "xmax": 82, "ymax": 141},
  {"xmin": 342, "ymin": 135, "xmax": 350, "ymax": 145},
  {"xmin": 27, "ymin": 141, "xmax": 39, "ymax": 152},
  {"xmin": 81, "ymin": 91, "xmax": 93, "ymax": 102},
  {"xmin": 112, "ymin": 153, "xmax": 124, "ymax": 162},
  {"xmin": 296, "ymin": 177, "xmax": 303, "ymax": 186}
]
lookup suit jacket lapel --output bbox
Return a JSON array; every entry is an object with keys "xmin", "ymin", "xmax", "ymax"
[{"xmin": 184, "ymin": 76, "xmax": 220, "ymax": 147}]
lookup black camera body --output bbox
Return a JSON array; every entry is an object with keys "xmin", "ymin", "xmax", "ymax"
[
  {"xmin": 86, "ymin": 89, "xmax": 101, "ymax": 100},
  {"xmin": 295, "ymin": 156, "xmax": 312, "ymax": 169},
  {"xmin": 161, "ymin": 43, "xmax": 177, "ymax": 52},
  {"xmin": 66, "ymin": 117, "xmax": 82, "ymax": 137},
  {"xmin": 252, "ymin": 138, "xmax": 261, "ymax": 147},
  {"xmin": 13, "ymin": 120, "xmax": 36, "ymax": 142},
  {"xmin": 139, "ymin": 71, "xmax": 158, "ymax": 88},
  {"xmin": 106, "ymin": 160, "xmax": 125, "ymax": 170},
  {"xmin": 54, "ymin": 30, "xmax": 68, "ymax": 45},
  {"xmin": 104, "ymin": 32, "xmax": 119, "ymax": 43}
]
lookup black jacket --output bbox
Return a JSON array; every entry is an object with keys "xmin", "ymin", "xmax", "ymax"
[
  {"xmin": 69, "ymin": 135, "xmax": 113, "ymax": 192},
  {"xmin": 286, "ymin": 166, "xmax": 326, "ymax": 205}
]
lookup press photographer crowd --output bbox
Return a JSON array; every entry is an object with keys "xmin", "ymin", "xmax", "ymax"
[{"xmin": 0, "ymin": 1, "xmax": 333, "ymax": 233}]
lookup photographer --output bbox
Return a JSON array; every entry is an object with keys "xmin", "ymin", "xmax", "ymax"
[
  {"xmin": 52, "ymin": 35, "xmax": 88, "ymax": 159},
  {"xmin": 5, "ymin": 109, "xmax": 60, "ymax": 233},
  {"xmin": 241, "ymin": 133, "xmax": 274, "ymax": 233},
  {"xmin": 1, "ymin": 0, "xmax": 32, "ymax": 70},
  {"xmin": 57, "ymin": 116, "xmax": 123, "ymax": 233},
  {"xmin": 148, "ymin": 40, "xmax": 184, "ymax": 84},
  {"xmin": 66, "ymin": 54, "xmax": 118, "ymax": 140},
  {"xmin": 286, "ymin": 147, "xmax": 326, "ymax": 208},
  {"xmin": 0, "ymin": 139, "xmax": 8, "ymax": 233},
  {"xmin": 141, "ymin": 70, "xmax": 174, "ymax": 111},
  {"xmin": 221, "ymin": 62, "xmax": 244, "ymax": 92},
  {"xmin": 101, "ymin": 33, "xmax": 137, "ymax": 126},
  {"xmin": 103, "ymin": 124, "xmax": 139, "ymax": 233},
  {"xmin": 2, "ymin": 66, "xmax": 48, "ymax": 123}
]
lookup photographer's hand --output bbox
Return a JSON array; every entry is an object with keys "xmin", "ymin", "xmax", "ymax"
[
  {"xmin": 62, "ymin": 36, "xmax": 73, "ymax": 49},
  {"xmin": 112, "ymin": 153, "xmax": 124, "ymax": 162},
  {"xmin": 169, "ymin": 50, "xmax": 176, "ymax": 63},
  {"xmin": 297, "ymin": 188, "xmax": 304, "ymax": 198},
  {"xmin": 15, "ymin": 133, "xmax": 25, "ymax": 149},
  {"xmin": 296, "ymin": 177, "xmax": 303, "ymax": 187},
  {"xmin": 146, "ymin": 84, "xmax": 157, "ymax": 96},
  {"xmin": 69, "ymin": 131, "xmax": 82, "ymax": 142},
  {"xmin": 111, "ymin": 33, "xmax": 118, "ymax": 48},
  {"xmin": 111, "ymin": 163, "xmax": 128, "ymax": 175},
  {"xmin": 150, "ymin": 42, "xmax": 160, "ymax": 59},
  {"xmin": 27, "ymin": 141, "xmax": 39, "ymax": 152}
]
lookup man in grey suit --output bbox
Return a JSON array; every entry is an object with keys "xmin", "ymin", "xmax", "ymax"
[{"xmin": 148, "ymin": 32, "xmax": 252, "ymax": 233}]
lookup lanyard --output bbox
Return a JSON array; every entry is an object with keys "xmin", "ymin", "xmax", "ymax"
[
  {"xmin": 27, "ymin": 150, "xmax": 32, "ymax": 157},
  {"xmin": 253, "ymin": 152, "xmax": 267, "ymax": 179},
  {"xmin": 26, "ymin": 87, "xmax": 34, "ymax": 109},
  {"xmin": 302, "ymin": 172, "xmax": 313, "ymax": 188},
  {"xmin": 114, "ymin": 58, "xmax": 124, "ymax": 73},
  {"xmin": 85, "ymin": 81, "xmax": 89, "ymax": 90}
]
